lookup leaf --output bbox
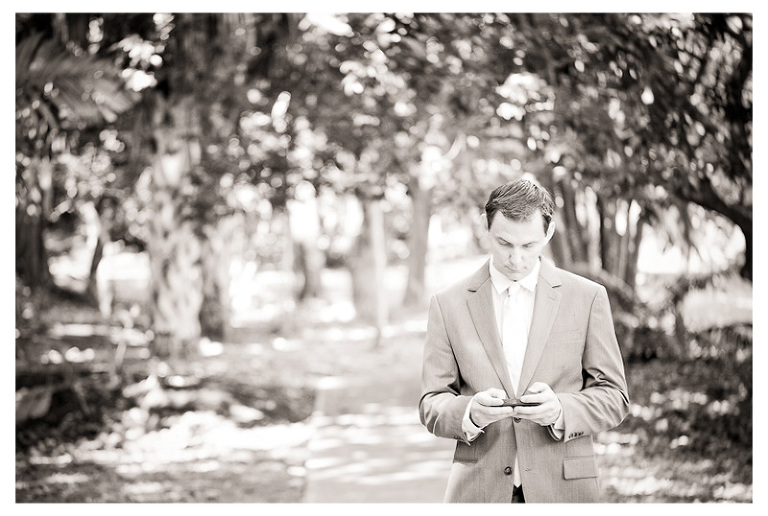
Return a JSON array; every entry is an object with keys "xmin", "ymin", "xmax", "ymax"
[
  {"xmin": 303, "ymin": 13, "xmax": 354, "ymax": 37},
  {"xmin": 15, "ymin": 32, "xmax": 44, "ymax": 83},
  {"xmin": 400, "ymin": 36, "xmax": 427, "ymax": 60},
  {"xmin": 17, "ymin": 33, "xmax": 138, "ymax": 132},
  {"xmin": 16, "ymin": 386, "xmax": 53, "ymax": 424}
]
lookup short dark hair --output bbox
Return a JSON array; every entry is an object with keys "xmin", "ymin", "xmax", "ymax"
[{"xmin": 484, "ymin": 178, "xmax": 555, "ymax": 233}]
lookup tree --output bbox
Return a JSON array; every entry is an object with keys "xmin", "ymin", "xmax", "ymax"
[
  {"xmin": 18, "ymin": 12, "xmax": 750, "ymax": 354},
  {"xmin": 472, "ymin": 13, "xmax": 752, "ymax": 291},
  {"xmin": 15, "ymin": 14, "xmax": 138, "ymax": 306},
  {"xmin": 290, "ymin": 13, "xmax": 528, "ymax": 314},
  {"xmin": 538, "ymin": 14, "xmax": 751, "ymax": 281},
  {"xmin": 135, "ymin": 13, "xmax": 304, "ymax": 355},
  {"xmin": 635, "ymin": 14, "xmax": 752, "ymax": 280}
]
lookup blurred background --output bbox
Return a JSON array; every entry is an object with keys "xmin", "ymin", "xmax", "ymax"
[{"xmin": 15, "ymin": 12, "xmax": 752, "ymax": 503}]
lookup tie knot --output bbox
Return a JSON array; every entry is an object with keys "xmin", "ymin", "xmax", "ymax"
[{"xmin": 507, "ymin": 282, "xmax": 521, "ymax": 297}]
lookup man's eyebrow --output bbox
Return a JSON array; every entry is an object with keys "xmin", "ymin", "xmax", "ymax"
[{"xmin": 497, "ymin": 237, "xmax": 539, "ymax": 245}]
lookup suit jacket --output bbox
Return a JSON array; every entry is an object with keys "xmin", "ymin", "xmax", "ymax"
[{"xmin": 419, "ymin": 258, "xmax": 629, "ymax": 503}]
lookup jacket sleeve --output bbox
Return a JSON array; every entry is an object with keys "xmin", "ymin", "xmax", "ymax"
[
  {"xmin": 557, "ymin": 285, "xmax": 630, "ymax": 441},
  {"xmin": 418, "ymin": 295, "xmax": 474, "ymax": 443}
]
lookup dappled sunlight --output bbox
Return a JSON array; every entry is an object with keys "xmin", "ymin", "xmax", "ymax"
[
  {"xmin": 18, "ymin": 191, "xmax": 753, "ymax": 503},
  {"xmin": 16, "ymin": 11, "xmax": 752, "ymax": 504},
  {"xmin": 28, "ymin": 409, "xmax": 315, "ymax": 501},
  {"xmin": 79, "ymin": 413, "xmax": 312, "ymax": 464},
  {"xmin": 303, "ymin": 373, "xmax": 453, "ymax": 502},
  {"xmin": 48, "ymin": 322, "xmax": 109, "ymax": 338},
  {"xmin": 305, "ymin": 300, "xmax": 357, "ymax": 325},
  {"xmin": 601, "ymin": 455, "xmax": 753, "ymax": 502},
  {"xmin": 122, "ymin": 481, "xmax": 167, "ymax": 496},
  {"xmin": 629, "ymin": 403, "xmax": 662, "ymax": 421},
  {"xmin": 603, "ymin": 467, "xmax": 674, "ymax": 497},
  {"xmin": 679, "ymin": 277, "xmax": 752, "ymax": 332},
  {"xmin": 305, "ymin": 407, "xmax": 453, "ymax": 502},
  {"xmin": 229, "ymin": 267, "xmax": 359, "ymax": 330},
  {"xmin": 23, "ymin": 322, "xmax": 154, "ymax": 371},
  {"xmin": 595, "ymin": 432, "xmax": 752, "ymax": 502},
  {"xmin": 312, "ymin": 410, "xmax": 418, "ymax": 431},
  {"xmin": 596, "ymin": 355, "xmax": 752, "ymax": 502},
  {"xmin": 302, "ymin": 325, "xmax": 378, "ymax": 343},
  {"xmin": 46, "ymin": 472, "xmax": 92, "ymax": 485}
]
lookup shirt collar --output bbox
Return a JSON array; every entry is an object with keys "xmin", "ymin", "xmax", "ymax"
[{"xmin": 489, "ymin": 257, "xmax": 540, "ymax": 295}]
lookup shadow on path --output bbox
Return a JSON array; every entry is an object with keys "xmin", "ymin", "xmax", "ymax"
[{"xmin": 303, "ymin": 373, "xmax": 454, "ymax": 503}]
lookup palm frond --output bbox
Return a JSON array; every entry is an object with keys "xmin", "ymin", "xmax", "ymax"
[{"xmin": 16, "ymin": 33, "xmax": 139, "ymax": 133}]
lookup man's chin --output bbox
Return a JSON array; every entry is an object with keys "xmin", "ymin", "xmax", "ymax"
[{"xmin": 505, "ymin": 270, "xmax": 527, "ymax": 281}]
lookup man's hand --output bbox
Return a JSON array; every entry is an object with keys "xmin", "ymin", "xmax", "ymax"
[
  {"xmin": 513, "ymin": 382, "xmax": 562, "ymax": 426},
  {"xmin": 468, "ymin": 388, "xmax": 515, "ymax": 428}
]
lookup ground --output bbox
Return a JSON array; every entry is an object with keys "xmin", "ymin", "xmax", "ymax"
[{"xmin": 15, "ymin": 261, "xmax": 753, "ymax": 503}]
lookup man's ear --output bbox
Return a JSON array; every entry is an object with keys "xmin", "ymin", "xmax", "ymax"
[
  {"xmin": 480, "ymin": 212, "xmax": 489, "ymax": 231},
  {"xmin": 544, "ymin": 219, "xmax": 556, "ymax": 243}
]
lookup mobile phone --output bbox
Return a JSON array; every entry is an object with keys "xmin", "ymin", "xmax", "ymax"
[{"xmin": 501, "ymin": 398, "xmax": 541, "ymax": 407}]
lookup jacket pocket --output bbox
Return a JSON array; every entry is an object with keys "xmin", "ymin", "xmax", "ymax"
[{"xmin": 562, "ymin": 455, "xmax": 599, "ymax": 480}]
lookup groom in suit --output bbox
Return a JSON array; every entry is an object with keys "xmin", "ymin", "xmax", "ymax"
[{"xmin": 419, "ymin": 178, "xmax": 629, "ymax": 503}]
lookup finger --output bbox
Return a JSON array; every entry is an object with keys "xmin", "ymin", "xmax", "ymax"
[
  {"xmin": 516, "ymin": 410, "xmax": 555, "ymax": 425},
  {"xmin": 478, "ymin": 395, "xmax": 504, "ymax": 407},
  {"xmin": 477, "ymin": 388, "xmax": 508, "ymax": 406},
  {"xmin": 486, "ymin": 388, "xmax": 508, "ymax": 399},
  {"xmin": 520, "ymin": 391, "xmax": 551, "ymax": 403},
  {"xmin": 526, "ymin": 382, "xmax": 549, "ymax": 393},
  {"xmin": 514, "ymin": 405, "xmax": 544, "ymax": 416}
]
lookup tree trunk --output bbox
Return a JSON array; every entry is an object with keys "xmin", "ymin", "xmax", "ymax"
[
  {"xmin": 403, "ymin": 178, "xmax": 433, "ymax": 308},
  {"xmin": 728, "ymin": 214, "xmax": 753, "ymax": 281},
  {"xmin": 548, "ymin": 215, "xmax": 570, "ymax": 269},
  {"xmin": 625, "ymin": 210, "xmax": 645, "ymax": 291},
  {"xmin": 86, "ymin": 197, "xmax": 118, "ymax": 313},
  {"xmin": 559, "ymin": 179, "xmax": 588, "ymax": 264},
  {"xmin": 16, "ymin": 205, "xmax": 49, "ymax": 292},
  {"xmin": 16, "ymin": 158, "xmax": 52, "ymax": 293},
  {"xmin": 200, "ymin": 213, "xmax": 244, "ymax": 341},
  {"xmin": 741, "ymin": 222, "xmax": 752, "ymax": 281},
  {"xmin": 675, "ymin": 178, "xmax": 752, "ymax": 281},
  {"xmin": 349, "ymin": 197, "xmax": 388, "ymax": 346},
  {"xmin": 596, "ymin": 195, "xmax": 623, "ymax": 277},
  {"xmin": 539, "ymin": 172, "xmax": 569, "ymax": 268},
  {"xmin": 288, "ymin": 182, "xmax": 324, "ymax": 301},
  {"xmin": 615, "ymin": 199, "xmax": 630, "ymax": 284},
  {"xmin": 147, "ymin": 97, "xmax": 204, "ymax": 358}
]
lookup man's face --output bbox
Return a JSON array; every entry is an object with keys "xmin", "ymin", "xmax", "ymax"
[{"xmin": 487, "ymin": 210, "xmax": 553, "ymax": 281}]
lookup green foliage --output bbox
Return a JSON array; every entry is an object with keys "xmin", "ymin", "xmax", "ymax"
[
  {"xmin": 16, "ymin": 31, "xmax": 138, "ymax": 150},
  {"xmin": 16, "ymin": 13, "xmax": 751, "ymax": 274},
  {"xmin": 489, "ymin": 14, "xmax": 751, "ymax": 279},
  {"xmin": 621, "ymin": 326, "xmax": 752, "ymax": 484},
  {"xmin": 16, "ymin": 13, "xmax": 751, "ymax": 351}
]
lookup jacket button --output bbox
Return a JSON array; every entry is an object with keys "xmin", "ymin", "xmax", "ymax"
[
  {"xmin": 513, "ymin": 417, "xmax": 521, "ymax": 423},
  {"xmin": 504, "ymin": 466, "xmax": 513, "ymax": 475}
]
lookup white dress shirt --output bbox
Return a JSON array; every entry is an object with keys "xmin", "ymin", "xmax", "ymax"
[{"xmin": 461, "ymin": 257, "xmax": 564, "ymax": 486}]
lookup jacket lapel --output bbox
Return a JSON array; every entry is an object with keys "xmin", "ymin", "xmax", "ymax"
[
  {"xmin": 466, "ymin": 261, "xmax": 516, "ymax": 398},
  {"xmin": 518, "ymin": 259, "xmax": 562, "ymax": 395}
]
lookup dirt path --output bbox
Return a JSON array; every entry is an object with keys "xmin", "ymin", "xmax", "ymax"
[{"xmin": 16, "ymin": 284, "xmax": 752, "ymax": 503}]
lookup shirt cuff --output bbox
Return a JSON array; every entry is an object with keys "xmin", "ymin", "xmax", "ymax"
[
  {"xmin": 549, "ymin": 405, "xmax": 565, "ymax": 439},
  {"xmin": 461, "ymin": 396, "xmax": 484, "ymax": 441}
]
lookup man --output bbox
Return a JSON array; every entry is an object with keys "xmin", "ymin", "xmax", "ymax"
[{"xmin": 419, "ymin": 178, "xmax": 629, "ymax": 503}]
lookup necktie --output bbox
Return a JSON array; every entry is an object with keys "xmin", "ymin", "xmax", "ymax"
[{"xmin": 502, "ymin": 282, "xmax": 528, "ymax": 396}]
